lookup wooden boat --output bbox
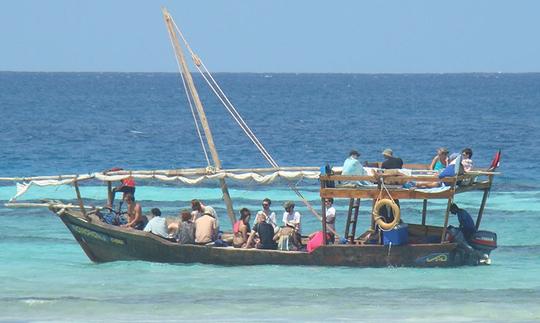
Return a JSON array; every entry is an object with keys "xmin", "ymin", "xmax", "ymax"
[{"xmin": 2, "ymin": 8, "xmax": 500, "ymax": 267}]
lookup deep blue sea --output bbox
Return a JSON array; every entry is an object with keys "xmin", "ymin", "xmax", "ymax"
[{"xmin": 1, "ymin": 72, "xmax": 539, "ymax": 322}]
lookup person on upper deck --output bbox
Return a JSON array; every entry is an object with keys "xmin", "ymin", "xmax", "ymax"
[
  {"xmin": 176, "ymin": 209, "xmax": 196, "ymax": 244},
  {"xmin": 342, "ymin": 150, "xmax": 371, "ymax": 186},
  {"xmin": 381, "ymin": 148, "xmax": 403, "ymax": 169},
  {"xmin": 233, "ymin": 208, "xmax": 251, "ymax": 248},
  {"xmin": 121, "ymin": 193, "xmax": 146, "ymax": 230},
  {"xmin": 143, "ymin": 208, "xmax": 169, "ymax": 238},
  {"xmin": 430, "ymin": 147, "xmax": 449, "ymax": 171},
  {"xmin": 456, "ymin": 148, "xmax": 474, "ymax": 172},
  {"xmin": 194, "ymin": 209, "xmax": 218, "ymax": 245},
  {"xmin": 282, "ymin": 201, "xmax": 302, "ymax": 234}
]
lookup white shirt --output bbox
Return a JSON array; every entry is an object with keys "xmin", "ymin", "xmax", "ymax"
[
  {"xmin": 253, "ymin": 209, "xmax": 277, "ymax": 228},
  {"xmin": 143, "ymin": 216, "xmax": 168, "ymax": 238},
  {"xmin": 282, "ymin": 211, "xmax": 302, "ymax": 233},
  {"xmin": 326, "ymin": 206, "xmax": 336, "ymax": 233}
]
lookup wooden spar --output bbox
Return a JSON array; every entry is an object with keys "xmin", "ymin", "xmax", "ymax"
[
  {"xmin": 475, "ymin": 174, "xmax": 493, "ymax": 229},
  {"xmin": 440, "ymin": 180, "xmax": 457, "ymax": 242},
  {"xmin": 162, "ymin": 8, "xmax": 236, "ymax": 225},
  {"xmin": 321, "ymin": 198, "xmax": 327, "ymax": 245},
  {"xmin": 421, "ymin": 199, "xmax": 427, "ymax": 226},
  {"xmin": 72, "ymin": 180, "xmax": 89, "ymax": 221},
  {"xmin": 107, "ymin": 181, "xmax": 113, "ymax": 207}
]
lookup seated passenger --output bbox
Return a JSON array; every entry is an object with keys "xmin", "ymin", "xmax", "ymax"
[
  {"xmin": 448, "ymin": 148, "xmax": 474, "ymax": 173},
  {"xmin": 194, "ymin": 209, "xmax": 218, "ymax": 245},
  {"xmin": 459, "ymin": 148, "xmax": 474, "ymax": 172},
  {"xmin": 381, "ymin": 148, "xmax": 403, "ymax": 169},
  {"xmin": 233, "ymin": 208, "xmax": 251, "ymax": 248},
  {"xmin": 253, "ymin": 198, "xmax": 278, "ymax": 231},
  {"xmin": 273, "ymin": 223, "xmax": 302, "ymax": 251},
  {"xmin": 143, "ymin": 208, "xmax": 169, "ymax": 238},
  {"xmin": 190, "ymin": 199, "xmax": 205, "ymax": 221},
  {"xmin": 121, "ymin": 193, "xmax": 146, "ymax": 230},
  {"xmin": 430, "ymin": 147, "xmax": 449, "ymax": 171},
  {"xmin": 176, "ymin": 209, "xmax": 196, "ymax": 244},
  {"xmin": 245, "ymin": 213, "xmax": 277, "ymax": 250},
  {"xmin": 282, "ymin": 201, "xmax": 302, "ymax": 234},
  {"xmin": 342, "ymin": 150, "xmax": 371, "ymax": 186}
]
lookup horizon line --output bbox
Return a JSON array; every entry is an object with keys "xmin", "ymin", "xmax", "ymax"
[{"xmin": 2, "ymin": 70, "xmax": 540, "ymax": 75}]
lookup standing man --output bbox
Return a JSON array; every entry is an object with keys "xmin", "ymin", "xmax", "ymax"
[
  {"xmin": 324, "ymin": 198, "xmax": 337, "ymax": 243},
  {"xmin": 381, "ymin": 148, "xmax": 403, "ymax": 169}
]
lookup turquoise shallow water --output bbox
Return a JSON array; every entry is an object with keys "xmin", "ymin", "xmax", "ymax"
[{"xmin": 1, "ymin": 72, "xmax": 539, "ymax": 321}]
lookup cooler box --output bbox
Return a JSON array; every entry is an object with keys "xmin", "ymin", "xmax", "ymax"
[{"xmin": 382, "ymin": 223, "xmax": 408, "ymax": 246}]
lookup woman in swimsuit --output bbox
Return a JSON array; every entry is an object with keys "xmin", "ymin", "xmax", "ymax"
[
  {"xmin": 430, "ymin": 147, "xmax": 449, "ymax": 171},
  {"xmin": 233, "ymin": 208, "xmax": 251, "ymax": 248}
]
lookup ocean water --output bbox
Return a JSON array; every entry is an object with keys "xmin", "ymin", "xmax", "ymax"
[{"xmin": 1, "ymin": 72, "xmax": 539, "ymax": 322}]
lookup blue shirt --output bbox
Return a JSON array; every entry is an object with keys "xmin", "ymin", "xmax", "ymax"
[
  {"xmin": 457, "ymin": 209, "xmax": 476, "ymax": 239},
  {"xmin": 342, "ymin": 157, "xmax": 365, "ymax": 176},
  {"xmin": 342, "ymin": 156, "xmax": 371, "ymax": 185}
]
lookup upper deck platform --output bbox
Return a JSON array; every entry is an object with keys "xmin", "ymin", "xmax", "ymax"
[{"xmin": 319, "ymin": 163, "xmax": 497, "ymax": 200}]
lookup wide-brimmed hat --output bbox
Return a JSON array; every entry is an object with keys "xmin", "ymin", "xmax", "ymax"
[
  {"xmin": 382, "ymin": 148, "xmax": 393, "ymax": 157},
  {"xmin": 283, "ymin": 201, "xmax": 295, "ymax": 209}
]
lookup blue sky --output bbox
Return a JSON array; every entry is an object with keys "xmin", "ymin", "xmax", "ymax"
[{"xmin": 1, "ymin": 0, "xmax": 539, "ymax": 73}]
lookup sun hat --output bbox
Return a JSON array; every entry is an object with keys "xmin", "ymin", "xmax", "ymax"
[
  {"xmin": 283, "ymin": 201, "xmax": 295, "ymax": 209},
  {"xmin": 382, "ymin": 148, "xmax": 393, "ymax": 157}
]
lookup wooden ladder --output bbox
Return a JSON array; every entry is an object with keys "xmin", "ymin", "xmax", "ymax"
[{"xmin": 344, "ymin": 198, "xmax": 361, "ymax": 243}]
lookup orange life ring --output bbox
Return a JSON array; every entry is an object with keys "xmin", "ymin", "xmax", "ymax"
[{"xmin": 372, "ymin": 199, "xmax": 400, "ymax": 230}]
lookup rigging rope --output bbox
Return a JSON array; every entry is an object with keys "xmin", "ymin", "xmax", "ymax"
[
  {"xmin": 170, "ymin": 18, "xmax": 323, "ymax": 222},
  {"xmin": 165, "ymin": 21, "xmax": 211, "ymax": 167},
  {"xmin": 171, "ymin": 20, "xmax": 278, "ymax": 167}
]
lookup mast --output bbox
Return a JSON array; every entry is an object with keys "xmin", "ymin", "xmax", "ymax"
[{"xmin": 162, "ymin": 8, "xmax": 236, "ymax": 225}]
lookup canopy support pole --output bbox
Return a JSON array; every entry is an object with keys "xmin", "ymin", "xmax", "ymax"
[
  {"xmin": 73, "ymin": 180, "xmax": 89, "ymax": 221},
  {"xmin": 421, "ymin": 199, "xmax": 427, "ymax": 226},
  {"xmin": 162, "ymin": 8, "xmax": 236, "ymax": 225},
  {"xmin": 476, "ymin": 175, "xmax": 493, "ymax": 230},
  {"xmin": 321, "ymin": 198, "xmax": 327, "ymax": 245}
]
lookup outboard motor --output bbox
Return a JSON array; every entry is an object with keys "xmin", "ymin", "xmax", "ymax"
[{"xmin": 469, "ymin": 230, "xmax": 497, "ymax": 256}]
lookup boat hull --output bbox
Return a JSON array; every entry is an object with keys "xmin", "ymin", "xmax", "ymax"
[{"xmin": 57, "ymin": 209, "xmax": 469, "ymax": 267}]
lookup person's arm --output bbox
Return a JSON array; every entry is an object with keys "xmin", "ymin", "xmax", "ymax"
[
  {"xmin": 244, "ymin": 226, "xmax": 257, "ymax": 249},
  {"xmin": 273, "ymin": 228, "xmax": 281, "ymax": 241},
  {"xmin": 294, "ymin": 212, "xmax": 301, "ymax": 225},
  {"xmin": 282, "ymin": 212, "xmax": 287, "ymax": 225},
  {"xmin": 429, "ymin": 155, "xmax": 439, "ymax": 170},
  {"xmin": 240, "ymin": 224, "xmax": 248, "ymax": 241}
]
